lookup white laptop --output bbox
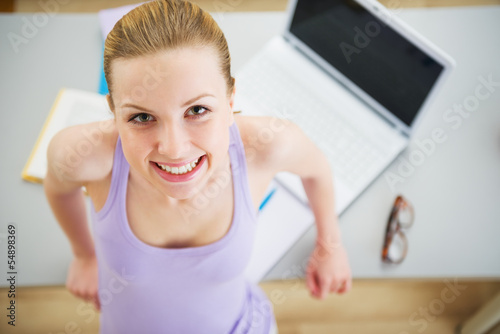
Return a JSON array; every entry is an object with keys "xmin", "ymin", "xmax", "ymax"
[{"xmin": 232, "ymin": 0, "xmax": 455, "ymax": 215}]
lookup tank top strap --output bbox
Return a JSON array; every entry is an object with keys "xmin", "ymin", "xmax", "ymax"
[
  {"xmin": 92, "ymin": 135, "xmax": 128, "ymax": 220},
  {"xmin": 228, "ymin": 121, "xmax": 258, "ymax": 222}
]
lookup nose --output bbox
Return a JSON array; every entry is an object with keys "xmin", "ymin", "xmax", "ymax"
[{"xmin": 157, "ymin": 121, "xmax": 190, "ymax": 159}]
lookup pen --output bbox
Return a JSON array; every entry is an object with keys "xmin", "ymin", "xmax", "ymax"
[{"xmin": 258, "ymin": 187, "xmax": 276, "ymax": 211}]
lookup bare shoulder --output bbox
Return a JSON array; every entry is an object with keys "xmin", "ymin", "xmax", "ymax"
[
  {"xmin": 234, "ymin": 114, "xmax": 323, "ymax": 180},
  {"xmin": 233, "ymin": 114, "xmax": 300, "ymax": 174},
  {"xmin": 46, "ymin": 119, "xmax": 118, "ymax": 188}
]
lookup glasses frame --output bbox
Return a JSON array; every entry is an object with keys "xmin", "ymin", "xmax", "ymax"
[{"xmin": 381, "ymin": 195, "xmax": 414, "ymax": 264}]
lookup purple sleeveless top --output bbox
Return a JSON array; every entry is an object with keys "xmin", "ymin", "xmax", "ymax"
[{"xmin": 90, "ymin": 122, "xmax": 276, "ymax": 334}]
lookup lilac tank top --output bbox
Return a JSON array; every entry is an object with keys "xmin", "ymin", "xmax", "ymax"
[{"xmin": 90, "ymin": 122, "xmax": 276, "ymax": 334}]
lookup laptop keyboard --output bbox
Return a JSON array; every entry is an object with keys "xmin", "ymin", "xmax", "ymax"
[{"xmin": 235, "ymin": 55, "xmax": 392, "ymax": 189}]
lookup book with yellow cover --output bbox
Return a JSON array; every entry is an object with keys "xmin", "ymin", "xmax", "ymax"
[{"xmin": 21, "ymin": 88, "xmax": 114, "ymax": 184}]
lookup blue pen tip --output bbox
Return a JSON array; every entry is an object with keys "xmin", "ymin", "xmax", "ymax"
[{"xmin": 259, "ymin": 188, "xmax": 277, "ymax": 211}]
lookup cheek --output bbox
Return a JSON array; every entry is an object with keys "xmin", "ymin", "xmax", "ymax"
[
  {"xmin": 119, "ymin": 131, "xmax": 153, "ymax": 163},
  {"xmin": 196, "ymin": 122, "xmax": 230, "ymax": 156}
]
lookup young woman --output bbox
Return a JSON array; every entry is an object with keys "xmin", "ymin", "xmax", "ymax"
[{"xmin": 44, "ymin": 0, "xmax": 352, "ymax": 333}]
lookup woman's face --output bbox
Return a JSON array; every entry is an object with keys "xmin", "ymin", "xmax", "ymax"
[{"xmin": 109, "ymin": 47, "xmax": 234, "ymax": 200}]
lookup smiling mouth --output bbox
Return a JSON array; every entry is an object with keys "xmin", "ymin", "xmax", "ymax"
[{"xmin": 154, "ymin": 155, "xmax": 204, "ymax": 175}]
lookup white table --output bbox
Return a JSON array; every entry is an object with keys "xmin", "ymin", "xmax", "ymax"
[
  {"xmin": 0, "ymin": 5, "xmax": 499, "ymax": 287},
  {"xmin": 259, "ymin": 6, "xmax": 500, "ymax": 280}
]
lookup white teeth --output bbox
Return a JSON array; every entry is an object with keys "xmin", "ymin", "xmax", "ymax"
[{"xmin": 156, "ymin": 156, "xmax": 202, "ymax": 175}]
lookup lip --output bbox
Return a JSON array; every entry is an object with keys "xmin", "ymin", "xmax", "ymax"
[
  {"xmin": 151, "ymin": 154, "xmax": 207, "ymax": 183},
  {"xmin": 154, "ymin": 156, "xmax": 203, "ymax": 168}
]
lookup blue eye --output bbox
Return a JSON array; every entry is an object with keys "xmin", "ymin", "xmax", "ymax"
[{"xmin": 187, "ymin": 106, "xmax": 209, "ymax": 118}]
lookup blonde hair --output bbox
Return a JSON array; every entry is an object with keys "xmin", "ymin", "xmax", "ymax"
[{"xmin": 104, "ymin": 0, "xmax": 235, "ymax": 110}]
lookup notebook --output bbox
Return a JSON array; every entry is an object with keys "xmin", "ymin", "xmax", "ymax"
[
  {"xmin": 232, "ymin": 0, "xmax": 455, "ymax": 215},
  {"xmin": 21, "ymin": 88, "xmax": 113, "ymax": 184}
]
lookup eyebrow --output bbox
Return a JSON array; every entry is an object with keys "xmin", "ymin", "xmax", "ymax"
[
  {"xmin": 120, "ymin": 93, "xmax": 216, "ymax": 113},
  {"xmin": 181, "ymin": 93, "xmax": 216, "ymax": 108}
]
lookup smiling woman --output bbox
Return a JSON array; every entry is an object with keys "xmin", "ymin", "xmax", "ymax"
[
  {"xmin": 42, "ymin": 0, "xmax": 351, "ymax": 333},
  {"xmin": 108, "ymin": 46, "xmax": 233, "ymax": 201}
]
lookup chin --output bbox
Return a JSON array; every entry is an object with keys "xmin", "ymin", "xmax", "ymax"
[
  {"xmin": 159, "ymin": 167, "xmax": 213, "ymax": 201},
  {"xmin": 166, "ymin": 186, "xmax": 201, "ymax": 201}
]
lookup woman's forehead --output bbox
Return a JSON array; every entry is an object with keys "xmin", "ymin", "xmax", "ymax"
[
  {"xmin": 112, "ymin": 47, "xmax": 220, "ymax": 78},
  {"xmin": 111, "ymin": 48, "xmax": 227, "ymax": 104}
]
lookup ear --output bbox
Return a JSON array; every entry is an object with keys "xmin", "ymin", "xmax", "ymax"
[
  {"xmin": 228, "ymin": 83, "xmax": 236, "ymax": 126},
  {"xmin": 106, "ymin": 94, "xmax": 115, "ymax": 114}
]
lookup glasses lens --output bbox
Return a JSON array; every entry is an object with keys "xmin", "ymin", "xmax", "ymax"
[
  {"xmin": 386, "ymin": 230, "xmax": 408, "ymax": 264},
  {"xmin": 398, "ymin": 208, "xmax": 412, "ymax": 225},
  {"xmin": 398, "ymin": 201, "xmax": 414, "ymax": 228}
]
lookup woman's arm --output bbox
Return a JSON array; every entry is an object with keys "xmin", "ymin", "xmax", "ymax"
[
  {"xmin": 43, "ymin": 124, "xmax": 113, "ymax": 310},
  {"xmin": 249, "ymin": 115, "xmax": 352, "ymax": 299},
  {"xmin": 44, "ymin": 168, "xmax": 101, "ymax": 310},
  {"xmin": 44, "ymin": 125, "xmax": 106, "ymax": 259},
  {"xmin": 44, "ymin": 169, "xmax": 96, "ymax": 260},
  {"xmin": 300, "ymin": 158, "xmax": 352, "ymax": 299}
]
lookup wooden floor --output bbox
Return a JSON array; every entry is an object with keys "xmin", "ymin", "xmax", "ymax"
[
  {"xmin": 1, "ymin": 279, "xmax": 500, "ymax": 333},
  {"xmin": 2, "ymin": 0, "xmax": 500, "ymax": 333}
]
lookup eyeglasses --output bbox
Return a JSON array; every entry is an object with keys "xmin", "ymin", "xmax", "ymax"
[{"xmin": 381, "ymin": 195, "xmax": 415, "ymax": 264}]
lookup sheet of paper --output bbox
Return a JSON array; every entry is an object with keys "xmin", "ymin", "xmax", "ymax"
[{"xmin": 244, "ymin": 179, "xmax": 314, "ymax": 283}]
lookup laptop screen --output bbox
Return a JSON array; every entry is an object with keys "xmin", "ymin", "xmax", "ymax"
[{"xmin": 289, "ymin": 0, "xmax": 444, "ymax": 127}]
